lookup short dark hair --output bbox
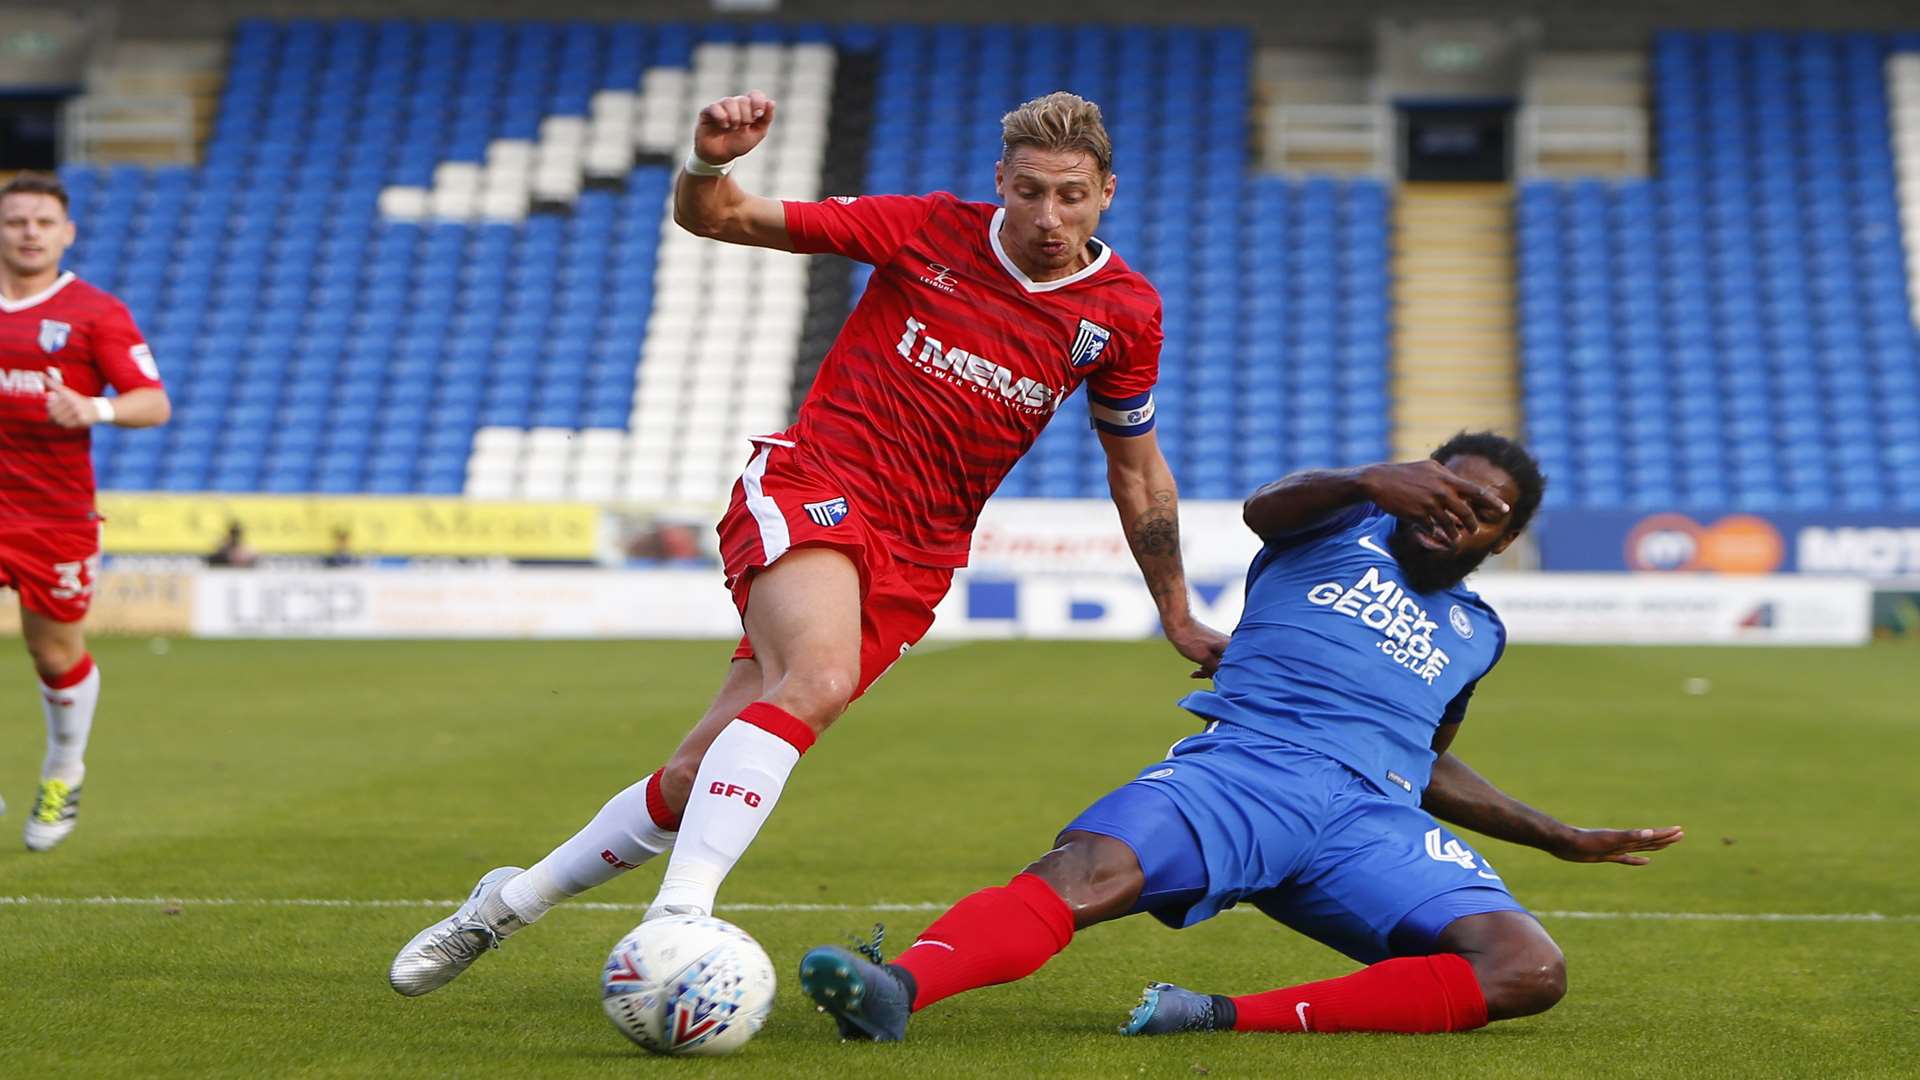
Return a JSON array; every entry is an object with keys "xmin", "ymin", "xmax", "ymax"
[
  {"xmin": 0, "ymin": 171, "xmax": 69, "ymax": 211},
  {"xmin": 1432, "ymin": 431, "xmax": 1547, "ymax": 536}
]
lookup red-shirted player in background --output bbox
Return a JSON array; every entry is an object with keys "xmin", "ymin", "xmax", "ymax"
[
  {"xmin": 0, "ymin": 172, "xmax": 170, "ymax": 852},
  {"xmin": 392, "ymin": 93, "xmax": 1228, "ymax": 995}
]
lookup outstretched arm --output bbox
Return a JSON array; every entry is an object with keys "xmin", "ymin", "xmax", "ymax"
[
  {"xmin": 1244, "ymin": 461, "xmax": 1509, "ymax": 545},
  {"xmin": 1424, "ymin": 724, "xmax": 1685, "ymax": 865},
  {"xmin": 1100, "ymin": 428, "xmax": 1227, "ymax": 676},
  {"xmin": 672, "ymin": 91, "xmax": 793, "ymax": 250}
]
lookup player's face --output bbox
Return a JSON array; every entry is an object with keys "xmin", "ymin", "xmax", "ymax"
[
  {"xmin": 1389, "ymin": 455, "xmax": 1523, "ymax": 592},
  {"xmin": 994, "ymin": 148, "xmax": 1116, "ymax": 280},
  {"xmin": 0, "ymin": 194, "xmax": 75, "ymax": 279}
]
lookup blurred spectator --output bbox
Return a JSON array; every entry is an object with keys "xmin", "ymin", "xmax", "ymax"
[
  {"xmin": 323, "ymin": 527, "xmax": 356, "ymax": 568},
  {"xmin": 623, "ymin": 520, "xmax": 704, "ymax": 562},
  {"xmin": 207, "ymin": 521, "xmax": 257, "ymax": 568}
]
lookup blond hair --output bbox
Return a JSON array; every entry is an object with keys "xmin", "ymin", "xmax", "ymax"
[{"xmin": 1000, "ymin": 92, "xmax": 1112, "ymax": 175}]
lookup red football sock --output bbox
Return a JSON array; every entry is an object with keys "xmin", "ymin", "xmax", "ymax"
[
  {"xmin": 642, "ymin": 768, "xmax": 681, "ymax": 831},
  {"xmin": 44, "ymin": 653, "xmax": 94, "ymax": 689},
  {"xmin": 892, "ymin": 873, "xmax": 1075, "ymax": 1012},
  {"xmin": 1230, "ymin": 954, "xmax": 1488, "ymax": 1034}
]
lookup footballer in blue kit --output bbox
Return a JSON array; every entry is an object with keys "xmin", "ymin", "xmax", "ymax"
[{"xmin": 801, "ymin": 432, "xmax": 1685, "ymax": 1042}]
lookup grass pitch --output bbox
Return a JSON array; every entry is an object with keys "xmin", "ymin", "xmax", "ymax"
[{"xmin": 1, "ymin": 637, "xmax": 1916, "ymax": 1078}]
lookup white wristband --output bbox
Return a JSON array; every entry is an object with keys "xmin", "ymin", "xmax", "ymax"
[
  {"xmin": 91, "ymin": 396, "xmax": 116, "ymax": 425},
  {"xmin": 684, "ymin": 152, "xmax": 735, "ymax": 177}
]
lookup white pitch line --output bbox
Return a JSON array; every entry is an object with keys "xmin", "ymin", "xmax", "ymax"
[
  {"xmin": 0, "ymin": 896, "xmax": 1914, "ymax": 923},
  {"xmin": 1537, "ymin": 910, "xmax": 1920, "ymax": 924},
  {"xmin": 0, "ymin": 896, "xmax": 945, "ymax": 913}
]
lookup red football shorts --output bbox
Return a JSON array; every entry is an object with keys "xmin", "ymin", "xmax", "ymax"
[
  {"xmin": 0, "ymin": 521, "xmax": 102, "ymax": 623},
  {"xmin": 717, "ymin": 439, "xmax": 955, "ymax": 701}
]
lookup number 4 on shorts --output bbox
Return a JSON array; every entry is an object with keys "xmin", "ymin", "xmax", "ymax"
[{"xmin": 1425, "ymin": 827, "xmax": 1503, "ymax": 880}]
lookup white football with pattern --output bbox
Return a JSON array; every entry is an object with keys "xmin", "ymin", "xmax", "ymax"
[{"xmin": 600, "ymin": 914, "xmax": 776, "ymax": 1057}]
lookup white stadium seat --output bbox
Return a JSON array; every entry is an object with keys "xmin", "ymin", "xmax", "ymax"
[
  {"xmin": 433, "ymin": 161, "xmax": 482, "ymax": 192},
  {"xmin": 466, "ymin": 468, "xmax": 516, "ymax": 499},
  {"xmin": 526, "ymin": 427, "xmax": 577, "ymax": 452},
  {"xmin": 470, "ymin": 443, "xmax": 521, "ymax": 470},
  {"xmin": 473, "ymin": 427, "xmax": 524, "ymax": 453},
  {"xmin": 584, "ymin": 141, "xmax": 634, "ymax": 179},
  {"xmin": 477, "ymin": 188, "xmax": 528, "ymax": 222},
  {"xmin": 623, "ymin": 442, "xmax": 671, "ymax": 469},
  {"xmin": 538, "ymin": 115, "xmax": 587, "ymax": 146},
  {"xmin": 618, "ymin": 473, "xmax": 671, "ymax": 502},
  {"xmin": 568, "ymin": 472, "xmax": 618, "ymax": 502},
  {"xmin": 736, "ymin": 381, "xmax": 792, "ymax": 410},
  {"xmin": 577, "ymin": 428, "xmax": 626, "ymax": 453},
  {"xmin": 377, "ymin": 186, "xmax": 429, "ymax": 220},
  {"xmin": 668, "ymin": 474, "xmax": 729, "ymax": 503},
  {"xmin": 467, "ymin": 452, "xmax": 518, "ymax": 478},
  {"xmin": 531, "ymin": 167, "xmax": 583, "ymax": 203},
  {"xmin": 486, "ymin": 139, "xmax": 535, "ymax": 169},
  {"xmin": 463, "ymin": 44, "xmax": 833, "ymax": 501},
  {"xmin": 590, "ymin": 90, "xmax": 636, "ymax": 123},
  {"xmin": 534, "ymin": 143, "xmax": 584, "ymax": 172},
  {"xmin": 481, "ymin": 167, "xmax": 529, "ymax": 195}
]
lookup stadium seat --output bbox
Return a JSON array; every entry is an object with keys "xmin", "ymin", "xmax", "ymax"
[
  {"xmin": 89, "ymin": 20, "xmax": 1455, "ymax": 505},
  {"xmin": 1517, "ymin": 29, "xmax": 1920, "ymax": 510}
]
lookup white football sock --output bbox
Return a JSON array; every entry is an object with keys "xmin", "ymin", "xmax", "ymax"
[
  {"xmin": 501, "ymin": 774, "xmax": 678, "ymax": 924},
  {"xmin": 649, "ymin": 714, "xmax": 808, "ymax": 917},
  {"xmin": 40, "ymin": 657, "xmax": 100, "ymax": 786}
]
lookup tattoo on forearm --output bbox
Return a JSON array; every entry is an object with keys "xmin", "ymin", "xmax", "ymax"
[{"xmin": 1131, "ymin": 492, "xmax": 1180, "ymax": 559}]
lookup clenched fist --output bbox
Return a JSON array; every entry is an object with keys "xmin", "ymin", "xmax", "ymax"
[
  {"xmin": 46, "ymin": 381, "xmax": 107, "ymax": 429},
  {"xmin": 692, "ymin": 91, "xmax": 776, "ymax": 168}
]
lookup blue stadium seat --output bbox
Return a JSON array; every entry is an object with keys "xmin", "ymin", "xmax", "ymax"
[
  {"xmin": 85, "ymin": 21, "xmax": 1398, "ymax": 501},
  {"xmin": 1518, "ymin": 31, "xmax": 1917, "ymax": 510}
]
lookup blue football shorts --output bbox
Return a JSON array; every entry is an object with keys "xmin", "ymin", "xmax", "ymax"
[{"xmin": 1062, "ymin": 726, "xmax": 1529, "ymax": 964}]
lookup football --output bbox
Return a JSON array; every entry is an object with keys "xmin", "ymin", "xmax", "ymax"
[{"xmin": 600, "ymin": 914, "xmax": 777, "ymax": 1056}]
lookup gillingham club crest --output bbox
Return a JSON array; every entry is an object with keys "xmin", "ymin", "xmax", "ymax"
[
  {"xmin": 1068, "ymin": 318, "xmax": 1112, "ymax": 367},
  {"xmin": 803, "ymin": 497, "xmax": 850, "ymax": 528},
  {"xmin": 38, "ymin": 320, "xmax": 71, "ymax": 354}
]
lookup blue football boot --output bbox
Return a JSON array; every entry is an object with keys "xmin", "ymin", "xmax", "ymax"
[
  {"xmin": 1121, "ymin": 981, "xmax": 1232, "ymax": 1036},
  {"xmin": 798, "ymin": 926, "xmax": 914, "ymax": 1042}
]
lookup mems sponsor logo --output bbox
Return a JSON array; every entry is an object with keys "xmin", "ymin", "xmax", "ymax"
[
  {"xmin": 1305, "ymin": 566, "xmax": 1452, "ymax": 684},
  {"xmin": 894, "ymin": 316, "xmax": 1066, "ymax": 416},
  {"xmin": 0, "ymin": 367, "xmax": 55, "ymax": 396}
]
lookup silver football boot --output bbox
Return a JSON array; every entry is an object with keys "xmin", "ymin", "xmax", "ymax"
[
  {"xmin": 388, "ymin": 866, "xmax": 527, "ymax": 996},
  {"xmin": 23, "ymin": 778, "xmax": 81, "ymax": 852}
]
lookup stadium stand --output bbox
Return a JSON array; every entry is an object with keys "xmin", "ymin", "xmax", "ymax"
[
  {"xmin": 63, "ymin": 20, "xmax": 1392, "ymax": 504},
  {"xmin": 86, "ymin": 23, "xmax": 1920, "ymax": 514},
  {"xmin": 843, "ymin": 26, "xmax": 1390, "ymax": 501},
  {"xmin": 1517, "ymin": 31, "xmax": 1920, "ymax": 512},
  {"xmin": 1892, "ymin": 52, "xmax": 1920, "ymax": 322}
]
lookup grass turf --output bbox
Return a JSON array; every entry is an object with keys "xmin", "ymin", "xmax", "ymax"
[{"xmin": 1, "ymin": 638, "xmax": 1916, "ymax": 1078}]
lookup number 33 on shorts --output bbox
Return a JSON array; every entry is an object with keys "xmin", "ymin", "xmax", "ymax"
[
  {"xmin": 50, "ymin": 556, "xmax": 97, "ymax": 601},
  {"xmin": 1425, "ymin": 827, "xmax": 1502, "ymax": 881}
]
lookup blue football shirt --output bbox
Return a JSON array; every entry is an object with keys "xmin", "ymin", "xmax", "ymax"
[{"xmin": 1177, "ymin": 504, "xmax": 1507, "ymax": 802}]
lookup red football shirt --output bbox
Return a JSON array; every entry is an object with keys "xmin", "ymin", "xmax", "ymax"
[
  {"xmin": 0, "ymin": 272, "xmax": 164, "ymax": 523},
  {"xmin": 781, "ymin": 192, "xmax": 1163, "ymax": 567}
]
